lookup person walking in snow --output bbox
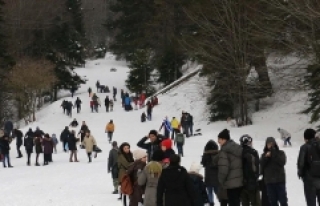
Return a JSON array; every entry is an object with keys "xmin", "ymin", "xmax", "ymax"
[
  {"xmin": 66, "ymin": 101, "xmax": 73, "ymax": 117},
  {"xmin": 127, "ymin": 149, "xmax": 147, "ymax": 206},
  {"xmin": 0, "ymin": 130, "xmax": 13, "ymax": 168},
  {"xmin": 159, "ymin": 117, "xmax": 172, "ymax": 138},
  {"xmin": 180, "ymin": 111, "xmax": 189, "ymax": 137},
  {"xmin": 217, "ymin": 129, "xmax": 243, "ymax": 206},
  {"xmin": 34, "ymin": 133, "xmax": 43, "ymax": 166},
  {"xmin": 4, "ymin": 120, "xmax": 13, "ymax": 137},
  {"xmin": 42, "ymin": 134, "xmax": 53, "ymax": 165},
  {"xmin": 60, "ymin": 126, "xmax": 70, "ymax": 152},
  {"xmin": 277, "ymin": 128, "xmax": 292, "ymax": 147},
  {"xmin": 51, "ymin": 133, "xmax": 58, "ymax": 153},
  {"xmin": 108, "ymin": 141, "xmax": 119, "ymax": 194},
  {"xmin": 297, "ymin": 129, "xmax": 320, "ymax": 206},
  {"xmin": 157, "ymin": 154, "xmax": 196, "ymax": 206},
  {"xmin": 201, "ymin": 140, "xmax": 220, "ymax": 206},
  {"xmin": 186, "ymin": 113, "xmax": 194, "ymax": 136},
  {"xmin": 174, "ymin": 130, "xmax": 185, "ymax": 157},
  {"xmin": 96, "ymin": 80, "xmax": 100, "ymax": 92},
  {"xmin": 34, "ymin": 126, "xmax": 44, "ymax": 138},
  {"xmin": 146, "ymin": 101, "xmax": 153, "ymax": 120},
  {"xmin": 79, "ymin": 121, "xmax": 88, "ymax": 143},
  {"xmin": 74, "ymin": 97, "xmax": 82, "ymax": 113},
  {"xmin": 68, "ymin": 130, "xmax": 79, "ymax": 162},
  {"xmin": 88, "ymin": 87, "xmax": 92, "ymax": 97},
  {"xmin": 124, "ymin": 93, "xmax": 132, "ymax": 111},
  {"xmin": 113, "ymin": 87, "xmax": 117, "ymax": 101},
  {"xmin": 117, "ymin": 142, "xmax": 134, "ymax": 203},
  {"xmin": 61, "ymin": 100, "xmax": 67, "ymax": 114},
  {"xmin": 13, "ymin": 129, "xmax": 23, "ymax": 158},
  {"xmin": 170, "ymin": 117, "xmax": 180, "ymax": 140},
  {"xmin": 240, "ymin": 135, "xmax": 260, "ymax": 206},
  {"xmin": 188, "ymin": 162, "xmax": 209, "ymax": 206},
  {"xmin": 105, "ymin": 96, "xmax": 110, "ymax": 112},
  {"xmin": 137, "ymin": 130, "xmax": 163, "ymax": 161},
  {"xmin": 138, "ymin": 150, "xmax": 165, "ymax": 206},
  {"xmin": 24, "ymin": 129, "xmax": 34, "ymax": 166},
  {"xmin": 81, "ymin": 130, "xmax": 97, "ymax": 163},
  {"xmin": 105, "ymin": 120, "xmax": 115, "ymax": 143},
  {"xmin": 260, "ymin": 137, "xmax": 288, "ymax": 206}
]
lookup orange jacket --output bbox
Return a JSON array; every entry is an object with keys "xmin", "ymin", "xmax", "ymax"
[{"xmin": 106, "ymin": 123, "xmax": 115, "ymax": 132}]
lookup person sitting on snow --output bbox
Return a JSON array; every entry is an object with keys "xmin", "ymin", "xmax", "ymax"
[
  {"xmin": 69, "ymin": 118, "xmax": 79, "ymax": 127},
  {"xmin": 141, "ymin": 112, "xmax": 147, "ymax": 123}
]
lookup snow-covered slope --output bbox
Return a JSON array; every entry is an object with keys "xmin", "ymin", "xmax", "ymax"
[{"xmin": 1, "ymin": 54, "xmax": 311, "ymax": 205}]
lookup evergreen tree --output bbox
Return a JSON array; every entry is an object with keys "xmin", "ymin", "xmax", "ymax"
[
  {"xmin": 0, "ymin": 0, "xmax": 15, "ymax": 123},
  {"xmin": 303, "ymin": 64, "xmax": 320, "ymax": 125},
  {"xmin": 66, "ymin": 0, "xmax": 85, "ymax": 37},
  {"xmin": 125, "ymin": 49, "xmax": 154, "ymax": 95}
]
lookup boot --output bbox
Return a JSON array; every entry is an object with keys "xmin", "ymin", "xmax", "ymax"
[
  {"xmin": 112, "ymin": 190, "xmax": 118, "ymax": 194},
  {"xmin": 35, "ymin": 163, "xmax": 40, "ymax": 166},
  {"xmin": 74, "ymin": 152, "xmax": 79, "ymax": 162},
  {"xmin": 69, "ymin": 152, "xmax": 73, "ymax": 162}
]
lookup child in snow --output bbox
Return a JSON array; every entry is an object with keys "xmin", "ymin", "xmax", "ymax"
[
  {"xmin": 161, "ymin": 139, "xmax": 175, "ymax": 165},
  {"xmin": 188, "ymin": 162, "xmax": 209, "ymax": 206},
  {"xmin": 141, "ymin": 112, "xmax": 147, "ymax": 123},
  {"xmin": 51, "ymin": 133, "xmax": 58, "ymax": 153},
  {"xmin": 277, "ymin": 128, "xmax": 292, "ymax": 146},
  {"xmin": 174, "ymin": 130, "xmax": 185, "ymax": 157}
]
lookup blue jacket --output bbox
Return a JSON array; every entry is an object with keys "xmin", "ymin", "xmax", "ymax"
[{"xmin": 124, "ymin": 97, "xmax": 131, "ymax": 105}]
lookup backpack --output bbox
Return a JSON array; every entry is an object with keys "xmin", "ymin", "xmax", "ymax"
[
  {"xmin": 120, "ymin": 174, "xmax": 133, "ymax": 195},
  {"xmin": 175, "ymin": 133, "xmax": 184, "ymax": 144},
  {"xmin": 242, "ymin": 147, "xmax": 259, "ymax": 190},
  {"xmin": 308, "ymin": 140, "xmax": 320, "ymax": 178}
]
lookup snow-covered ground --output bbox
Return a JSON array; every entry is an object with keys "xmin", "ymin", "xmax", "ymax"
[{"xmin": 1, "ymin": 54, "xmax": 312, "ymax": 205}]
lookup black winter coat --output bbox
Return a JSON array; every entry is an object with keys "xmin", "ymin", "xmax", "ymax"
[
  {"xmin": 68, "ymin": 133, "xmax": 79, "ymax": 151},
  {"xmin": 108, "ymin": 147, "xmax": 119, "ymax": 179},
  {"xmin": 15, "ymin": 130, "xmax": 23, "ymax": 146},
  {"xmin": 260, "ymin": 147, "xmax": 286, "ymax": 184},
  {"xmin": 60, "ymin": 129, "xmax": 70, "ymax": 142},
  {"xmin": 189, "ymin": 173, "xmax": 209, "ymax": 206},
  {"xmin": 34, "ymin": 129, "xmax": 44, "ymax": 137},
  {"xmin": 137, "ymin": 136, "xmax": 162, "ymax": 161},
  {"xmin": 201, "ymin": 150, "xmax": 219, "ymax": 187},
  {"xmin": 0, "ymin": 137, "xmax": 10, "ymax": 154},
  {"xmin": 163, "ymin": 148, "xmax": 175, "ymax": 159},
  {"xmin": 157, "ymin": 165, "xmax": 196, "ymax": 206},
  {"xmin": 24, "ymin": 136, "xmax": 34, "ymax": 152},
  {"xmin": 242, "ymin": 146, "xmax": 260, "ymax": 190}
]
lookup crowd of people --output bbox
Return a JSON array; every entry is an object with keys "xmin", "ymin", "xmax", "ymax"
[
  {"xmin": 0, "ymin": 120, "xmax": 105, "ymax": 166},
  {"xmin": 105, "ymin": 127, "xmax": 320, "ymax": 206}
]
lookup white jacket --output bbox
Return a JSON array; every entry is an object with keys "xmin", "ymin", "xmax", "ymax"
[{"xmin": 278, "ymin": 129, "xmax": 291, "ymax": 139}]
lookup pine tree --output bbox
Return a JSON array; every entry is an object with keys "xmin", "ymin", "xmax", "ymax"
[
  {"xmin": 125, "ymin": 49, "xmax": 154, "ymax": 95},
  {"xmin": 303, "ymin": 64, "xmax": 320, "ymax": 125},
  {"xmin": 0, "ymin": 0, "xmax": 15, "ymax": 123}
]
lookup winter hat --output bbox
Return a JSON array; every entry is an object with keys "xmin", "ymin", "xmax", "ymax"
[
  {"xmin": 204, "ymin": 140, "xmax": 218, "ymax": 151},
  {"xmin": 240, "ymin": 134, "xmax": 253, "ymax": 146},
  {"xmin": 189, "ymin": 162, "xmax": 202, "ymax": 173},
  {"xmin": 266, "ymin": 137, "xmax": 276, "ymax": 144},
  {"xmin": 218, "ymin": 129, "xmax": 230, "ymax": 140},
  {"xmin": 304, "ymin": 129, "xmax": 316, "ymax": 140},
  {"xmin": 152, "ymin": 149, "xmax": 165, "ymax": 161},
  {"xmin": 161, "ymin": 139, "xmax": 172, "ymax": 149},
  {"xmin": 52, "ymin": 133, "xmax": 56, "ymax": 138},
  {"xmin": 132, "ymin": 149, "xmax": 147, "ymax": 160},
  {"xmin": 149, "ymin": 130, "xmax": 158, "ymax": 136}
]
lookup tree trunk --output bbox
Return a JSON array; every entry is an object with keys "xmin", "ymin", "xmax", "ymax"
[{"xmin": 253, "ymin": 55, "xmax": 273, "ymax": 97}]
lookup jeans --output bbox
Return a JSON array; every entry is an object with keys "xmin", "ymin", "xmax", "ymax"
[
  {"xmin": 87, "ymin": 152, "xmax": 92, "ymax": 162},
  {"xmin": 171, "ymin": 129, "xmax": 179, "ymax": 140},
  {"xmin": 189, "ymin": 124, "xmax": 193, "ymax": 136},
  {"xmin": 207, "ymin": 186, "xmax": 219, "ymax": 204},
  {"xmin": 303, "ymin": 177, "xmax": 320, "ymax": 206},
  {"xmin": 227, "ymin": 187, "xmax": 242, "ymax": 206},
  {"xmin": 147, "ymin": 112, "xmax": 152, "ymax": 121},
  {"xmin": 2, "ymin": 153, "xmax": 11, "ymax": 167},
  {"xmin": 63, "ymin": 141, "xmax": 68, "ymax": 152},
  {"xmin": 182, "ymin": 125, "xmax": 189, "ymax": 137},
  {"xmin": 77, "ymin": 106, "xmax": 81, "ymax": 113},
  {"xmin": 17, "ymin": 144, "xmax": 22, "ymax": 157},
  {"xmin": 284, "ymin": 137, "xmax": 291, "ymax": 146},
  {"xmin": 164, "ymin": 129, "xmax": 170, "ymax": 139},
  {"xmin": 266, "ymin": 182, "xmax": 288, "ymax": 206},
  {"xmin": 108, "ymin": 132, "xmax": 113, "ymax": 142},
  {"xmin": 176, "ymin": 143, "xmax": 184, "ymax": 156}
]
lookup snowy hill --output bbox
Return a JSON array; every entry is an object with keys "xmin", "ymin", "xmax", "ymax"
[{"xmin": 1, "ymin": 54, "xmax": 312, "ymax": 205}]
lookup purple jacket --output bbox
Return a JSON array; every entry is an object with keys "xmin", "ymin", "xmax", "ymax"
[{"xmin": 42, "ymin": 138, "xmax": 53, "ymax": 154}]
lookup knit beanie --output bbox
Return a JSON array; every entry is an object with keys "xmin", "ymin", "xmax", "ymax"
[
  {"xmin": 266, "ymin": 137, "xmax": 276, "ymax": 144},
  {"xmin": 149, "ymin": 130, "xmax": 158, "ymax": 136},
  {"xmin": 218, "ymin": 129, "xmax": 230, "ymax": 140},
  {"xmin": 151, "ymin": 149, "xmax": 165, "ymax": 161},
  {"xmin": 304, "ymin": 129, "xmax": 316, "ymax": 140},
  {"xmin": 132, "ymin": 149, "xmax": 147, "ymax": 160},
  {"xmin": 189, "ymin": 162, "xmax": 202, "ymax": 173},
  {"xmin": 161, "ymin": 139, "xmax": 172, "ymax": 149}
]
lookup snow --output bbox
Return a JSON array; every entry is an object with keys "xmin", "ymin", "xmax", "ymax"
[{"xmin": 2, "ymin": 53, "xmax": 313, "ymax": 205}]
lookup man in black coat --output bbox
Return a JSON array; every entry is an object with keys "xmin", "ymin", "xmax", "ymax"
[
  {"xmin": 157, "ymin": 154, "xmax": 196, "ymax": 206},
  {"xmin": 34, "ymin": 127, "xmax": 44, "ymax": 138},
  {"xmin": 24, "ymin": 130, "xmax": 34, "ymax": 166},
  {"xmin": 113, "ymin": 87, "xmax": 117, "ymax": 101},
  {"xmin": 4, "ymin": 120, "xmax": 13, "ymax": 137},
  {"xmin": 240, "ymin": 135, "xmax": 260, "ymax": 206},
  {"xmin": 79, "ymin": 121, "xmax": 88, "ymax": 142},
  {"xmin": 105, "ymin": 96, "xmax": 110, "ymax": 112},
  {"xmin": 74, "ymin": 97, "xmax": 82, "ymax": 113},
  {"xmin": 13, "ymin": 129, "xmax": 23, "ymax": 158},
  {"xmin": 297, "ymin": 129, "xmax": 320, "ymax": 206},
  {"xmin": 60, "ymin": 127, "xmax": 70, "ymax": 152},
  {"xmin": 137, "ymin": 130, "xmax": 163, "ymax": 161}
]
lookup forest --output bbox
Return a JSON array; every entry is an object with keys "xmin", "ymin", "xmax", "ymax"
[{"xmin": 1, "ymin": 0, "xmax": 320, "ymax": 127}]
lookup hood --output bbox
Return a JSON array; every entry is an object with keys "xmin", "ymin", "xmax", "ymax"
[
  {"xmin": 221, "ymin": 140, "xmax": 242, "ymax": 157},
  {"xmin": 204, "ymin": 140, "xmax": 218, "ymax": 151}
]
